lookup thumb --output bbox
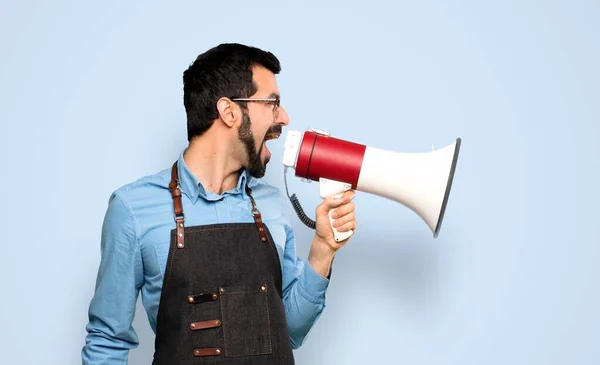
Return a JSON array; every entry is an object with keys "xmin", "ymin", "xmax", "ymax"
[{"xmin": 316, "ymin": 196, "xmax": 344, "ymax": 216}]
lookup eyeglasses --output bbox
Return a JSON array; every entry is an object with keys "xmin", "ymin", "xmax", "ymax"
[{"xmin": 231, "ymin": 97, "xmax": 280, "ymax": 119}]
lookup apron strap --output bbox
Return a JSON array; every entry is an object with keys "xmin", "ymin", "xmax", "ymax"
[
  {"xmin": 169, "ymin": 162, "xmax": 186, "ymax": 249},
  {"xmin": 245, "ymin": 185, "xmax": 269, "ymax": 243},
  {"xmin": 168, "ymin": 161, "xmax": 269, "ymax": 246}
]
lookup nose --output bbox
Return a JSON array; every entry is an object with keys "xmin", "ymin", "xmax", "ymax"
[{"xmin": 277, "ymin": 107, "xmax": 290, "ymax": 126}]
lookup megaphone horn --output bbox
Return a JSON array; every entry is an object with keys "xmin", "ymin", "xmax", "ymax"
[{"xmin": 282, "ymin": 129, "xmax": 461, "ymax": 241}]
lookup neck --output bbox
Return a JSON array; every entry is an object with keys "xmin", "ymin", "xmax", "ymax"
[{"xmin": 183, "ymin": 130, "xmax": 244, "ymax": 195}]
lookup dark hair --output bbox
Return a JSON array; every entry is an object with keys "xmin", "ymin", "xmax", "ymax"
[{"xmin": 182, "ymin": 43, "xmax": 281, "ymax": 141}]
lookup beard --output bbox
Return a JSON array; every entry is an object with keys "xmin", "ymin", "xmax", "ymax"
[{"xmin": 238, "ymin": 110, "xmax": 272, "ymax": 178}]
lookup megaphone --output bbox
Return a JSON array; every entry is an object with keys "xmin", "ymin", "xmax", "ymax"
[{"xmin": 282, "ymin": 128, "xmax": 461, "ymax": 242}]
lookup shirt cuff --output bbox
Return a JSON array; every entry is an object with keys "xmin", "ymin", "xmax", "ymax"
[{"xmin": 297, "ymin": 261, "xmax": 330, "ymax": 304}]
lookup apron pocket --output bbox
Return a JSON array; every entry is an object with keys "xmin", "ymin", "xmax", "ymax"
[{"xmin": 218, "ymin": 284, "xmax": 273, "ymax": 357}]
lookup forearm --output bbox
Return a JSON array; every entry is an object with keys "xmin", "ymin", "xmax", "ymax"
[
  {"xmin": 82, "ymin": 322, "xmax": 138, "ymax": 365},
  {"xmin": 282, "ymin": 260, "xmax": 330, "ymax": 349},
  {"xmin": 308, "ymin": 236, "xmax": 336, "ymax": 278},
  {"xmin": 82, "ymin": 280, "xmax": 141, "ymax": 364}
]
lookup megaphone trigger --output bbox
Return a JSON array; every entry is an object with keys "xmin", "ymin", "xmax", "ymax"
[{"xmin": 319, "ymin": 178, "xmax": 354, "ymax": 242}]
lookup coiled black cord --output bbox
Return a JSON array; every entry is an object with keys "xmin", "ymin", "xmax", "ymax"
[{"xmin": 284, "ymin": 168, "xmax": 316, "ymax": 229}]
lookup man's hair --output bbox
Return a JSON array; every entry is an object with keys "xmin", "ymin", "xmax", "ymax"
[{"xmin": 182, "ymin": 43, "xmax": 281, "ymax": 141}]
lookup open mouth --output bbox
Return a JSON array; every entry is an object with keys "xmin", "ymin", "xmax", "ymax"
[
  {"xmin": 261, "ymin": 127, "xmax": 282, "ymax": 159},
  {"xmin": 264, "ymin": 125, "xmax": 282, "ymax": 142},
  {"xmin": 264, "ymin": 131, "xmax": 281, "ymax": 141}
]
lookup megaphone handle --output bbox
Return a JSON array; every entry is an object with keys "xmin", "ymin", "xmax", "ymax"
[{"xmin": 319, "ymin": 178, "xmax": 354, "ymax": 242}]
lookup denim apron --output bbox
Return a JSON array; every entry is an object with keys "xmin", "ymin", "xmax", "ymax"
[{"xmin": 151, "ymin": 162, "xmax": 295, "ymax": 364}]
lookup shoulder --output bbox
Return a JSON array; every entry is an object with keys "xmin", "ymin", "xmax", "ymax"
[
  {"xmin": 107, "ymin": 167, "xmax": 172, "ymax": 214},
  {"xmin": 101, "ymin": 167, "xmax": 172, "ymax": 242}
]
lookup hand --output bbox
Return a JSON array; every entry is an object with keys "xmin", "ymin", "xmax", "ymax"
[
  {"xmin": 313, "ymin": 190, "xmax": 357, "ymax": 254},
  {"xmin": 308, "ymin": 190, "xmax": 357, "ymax": 277}
]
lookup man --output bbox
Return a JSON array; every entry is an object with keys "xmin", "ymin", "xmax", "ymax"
[{"xmin": 81, "ymin": 43, "xmax": 357, "ymax": 364}]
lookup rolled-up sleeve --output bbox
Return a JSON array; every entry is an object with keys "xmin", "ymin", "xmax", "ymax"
[{"xmin": 81, "ymin": 191, "xmax": 143, "ymax": 365}]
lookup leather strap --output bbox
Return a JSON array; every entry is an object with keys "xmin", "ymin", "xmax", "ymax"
[
  {"xmin": 187, "ymin": 292, "xmax": 218, "ymax": 304},
  {"xmin": 189, "ymin": 319, "xmax": 222, "ymax": 331},
  {"xmin": 246, "ymin": 185, "xmax": 269, "ymax": 242},
  {"xmin": 169, "ymin": 162, "xmax": 185, "ymax": 249},
  {"xmin": 193, "ymin": 348, "xmax": 221, "ymax": 356}
]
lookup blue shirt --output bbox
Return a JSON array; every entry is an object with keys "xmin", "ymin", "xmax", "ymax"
[{"xmin": 81, "ymin": 149, "xmax": 330, "ymax": 364}]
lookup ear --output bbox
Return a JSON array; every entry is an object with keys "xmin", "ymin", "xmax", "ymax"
[{"xmin": 216, "ymin": 97, "xmax": 237, "ymax": 128}]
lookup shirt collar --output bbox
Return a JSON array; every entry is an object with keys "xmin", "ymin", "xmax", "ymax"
[{"xmin": 176, "ymin": 149, "xmax": 254, "ymax": 203}]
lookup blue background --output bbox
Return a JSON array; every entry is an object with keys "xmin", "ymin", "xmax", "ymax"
[{"xmin": 1, "ymin": 1, "xmax": 599, "ymax": 364}]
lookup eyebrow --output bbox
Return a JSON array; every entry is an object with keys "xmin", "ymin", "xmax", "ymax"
[{"xmin": 269, "ymin": 92, "xmax": 280, "ymax": 99}]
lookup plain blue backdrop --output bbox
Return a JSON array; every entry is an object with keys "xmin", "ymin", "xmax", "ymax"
[{"xmin": 1, "ymin": 1, "xmax": 599, "ymax": 364}]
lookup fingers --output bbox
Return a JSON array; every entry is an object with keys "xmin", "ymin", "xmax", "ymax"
[
  {"xmin": 340, "ymin": 190, "xmax": 356, "ymax": 203},
  {"xmin": 335, "ymin": 220, "xmax": 356, "ymax": 233},
  {"xmin": 315, "ymin": 190, "xmax": 358, "ymax": 235},
  {"xmin": 332, "ymin": 212, "xmax": 356, "ymax": 232},
  {"xmin": 331, "ymin": 201, "xmax": 355, "ymax": 219},
  {"xmin": 330, "ymin": 191, "xmax": 356, "ymax": 232},
  {"xmin": 318, "ymin": 190, "xmax": 356, "ymax": 212}
]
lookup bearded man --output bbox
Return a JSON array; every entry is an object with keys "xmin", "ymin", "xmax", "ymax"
[{"xmin": 81, "ymin": 43, "xmax": 357, "ymax": 365}]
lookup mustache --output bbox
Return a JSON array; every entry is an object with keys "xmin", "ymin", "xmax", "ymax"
[{"xmin": 265, "ymin": 125, "xmax": 282, "ymax": 138}]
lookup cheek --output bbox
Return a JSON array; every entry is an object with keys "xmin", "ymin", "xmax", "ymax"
[
  {"xmin": 249, "ymin": 129, "xmax": 263, "ymax": 149},
  {"xmin": 252, "ymin": 125, "xmax": 268, "ymax": 143},
  {"xmin": 247, "ymin": 112, "xmax": 270, "ymax": 143}
]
